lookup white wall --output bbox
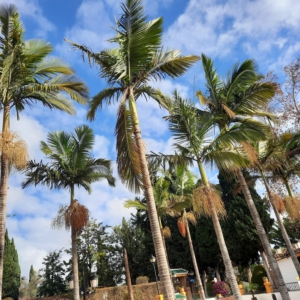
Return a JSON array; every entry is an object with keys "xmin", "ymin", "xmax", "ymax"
[
  {"xmin": 206, "ymin": 291, "xmax": 300, "ymax": 300},
  {"xmin": 277, "ymin": 257, "xmax": 298, "ymax": 283}
]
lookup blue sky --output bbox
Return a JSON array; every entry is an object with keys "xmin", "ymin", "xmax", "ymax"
[{"xmin": 4, "ymin": 0, "xmax": 300, "ymax": 278}]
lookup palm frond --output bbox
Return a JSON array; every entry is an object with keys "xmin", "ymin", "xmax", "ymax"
[
  {"xmin": 87, "ymin": 87, "xmax": 123, "ymax": 120},
  {"xmin": 116, "ymin": 102, "xmax": 143, "ymax": 193},
  {"xmin": 124, "ymin": 199, "xmax": 147, "ymax": 210}
]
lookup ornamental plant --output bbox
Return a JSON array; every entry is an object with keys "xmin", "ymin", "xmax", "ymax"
[{"xmin": 213, "ymin": 281, "xmax": 230, "ymax": 296}]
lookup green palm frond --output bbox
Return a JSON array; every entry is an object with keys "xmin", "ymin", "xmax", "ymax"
[
  {"xmin": 116, "ymin": 102, "xmax": 143, "ymax": 193},
  {"xmin": 200, "ymin": 53, "xmax": 220, "ymax": 107},
  {"xmin": 87, "ymin": 87, "xmax": 123, "ymax": 120},
  {"xmin": 23, "ymin": 126, "xmax": 115, "ymax": 192},
  {"xmin": 124, "ymin": 199, "xmax": 147, "ymax": 210}
]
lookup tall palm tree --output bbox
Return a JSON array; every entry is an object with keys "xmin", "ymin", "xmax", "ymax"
[
  {"xmin": 0, "ymin": 4, "xmax": 89, "ymax": 297},
  {"xmin": 255, "ymin": 134, "xmax": 300, "ymax": 276},
  {"xmin": 148, "ymin": 93, "xmax": 263, "ymax": 300},
  {"xmin": 22, "ymin": 125, "xmax": 115, "ymax": 300},
  {"xmin": 65, "ymin": 1, "xmax": 199, "ymax": 298},
  {"xmin": 197, "ymin": 54, "xmax": 291, "ymax": 300}
]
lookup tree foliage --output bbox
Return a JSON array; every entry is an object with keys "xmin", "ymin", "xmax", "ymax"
[
  {"xmin": 37, "ymin": 249, "xmax": 67, "ymax": 297},
  {"xmin": 3, "ymin": 230, "xmax": 20, "ymax": 300}
]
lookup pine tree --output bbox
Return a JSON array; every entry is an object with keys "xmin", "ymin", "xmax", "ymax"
[
  {"xmin": 38, "ymin": 249, "xmax": 67, "ymax": 297},
  {"xmin": 3, "ymin": 230, "xmax": 20, "ymax": 300}
]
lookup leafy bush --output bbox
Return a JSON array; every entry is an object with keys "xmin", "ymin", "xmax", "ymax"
[
  {"xmin": 135, "ymin": 276, "xmax": 149, "ymax": 284},
  {"xmin": 251, "ymin": 265, "xmax": 267, "ymax": 290},
  {"xmin": 213, "ymin": 281, "xmax": 230, "ymax": 296}
]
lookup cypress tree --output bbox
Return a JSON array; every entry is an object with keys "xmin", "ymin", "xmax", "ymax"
[
  {"xmin": 29, "ymin": 265, "xmax": 35, "ymax": 282},
  {"xmin": 3, "ymin": 230, "xmax": 21, "ymax": 300}
]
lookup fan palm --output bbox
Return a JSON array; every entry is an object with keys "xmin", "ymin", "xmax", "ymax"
[
  {"xmin": 197, "ymin": 54, "xmax": 290, "ymax": 299},
  {"xmin": 148, "ymin": 93, "xmax": 263, "ymax": 300},
  {"xmin": 22, "ymin": 125, "xmax": 115, "ymax": 300},
  {"xmin": 0, "ymin": 4, "xmax": 88, "ymax": 296},
  {"xmin": 65, "ymin": 0, "xmax": 199, "ymax": 297}
]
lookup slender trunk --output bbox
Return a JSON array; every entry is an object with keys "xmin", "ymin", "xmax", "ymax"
[
  {"xmin": 260, "ymin": 250, "xmax": 277, "ymax": 289},
  {"xmin": 246, "ymin": 265, "xmax": 252, "ymax": 283},
  {"xmin": 129, "ymin": 93, "xmax": 174, "ymax": 300},
  {"xmin": 198, "ymin": 162, "xmax": 242, "ymax": 300},
  {"xmin": 283, "ymin": 178, "xmax": 295, "ymax": 197},
  {"xmin": 186, "ymin": 221, "xmax": 206, "ymax": 300},
  {"xmin": 71, "ymin": 185, "xmax": 80, "ymax": 300},
  {"xmin": 202, "ymin": 271, "xmax": 207, "ymax": 297},
  {"xmin": 159, "ymin": 217, "xmax": 170, "ymax": 268},
  {"xmin": 124, "ymin": 248, "xmax": 134, "ymax": 300},
  {"xmin": 0, "ymin": 105, "xmax": 10, "ymax": 299},
  {"xmin": 261, "ymin": 172, "xmax": 300, "ymax": 277},
  {"xmin": 215, "ymin": 266, "xmax": 221, "ymax": 281},
  {"xmin": 237, "ymin": 169, "xmax": 290, "ymax": 300}
]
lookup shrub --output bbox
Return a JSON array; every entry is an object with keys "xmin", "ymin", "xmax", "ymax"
[
  {"xmin": 251, "ymin": 265, "xmax": 267, "ymax": 290},
  {"xmin": 135, "ymin": 276, "xmax": 149, "ymax": 284},
  {"xmin": 213, "ymin": 281, "xmax": 230, "ymax": 296}
]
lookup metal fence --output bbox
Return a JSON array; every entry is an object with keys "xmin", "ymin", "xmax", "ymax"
[{"xmin": 285, "ymin": 282, "xmax": 300, "ymax": 291}]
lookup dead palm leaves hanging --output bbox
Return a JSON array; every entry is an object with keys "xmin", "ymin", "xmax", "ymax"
[
  {"xmin": 0, "ymin": 131, "xmax": 28, "ymax": 169},
  {"xmin": 270, "ymin": 193, "xmax": 285, "ymax": 213},
  {"xmin": 52, "ymin": 200, "xmax": 89, "ymax": 233},
  {"xmin": 162, "ymin": 226, "xmax": 171, "ymax": 238},
  {"xmin": 192, "ymin": 184, "xmax": 226, "ymax": 219},
  {"xmin": 284, "ymin": 195, "xmax": 300, "ymax": 219}
]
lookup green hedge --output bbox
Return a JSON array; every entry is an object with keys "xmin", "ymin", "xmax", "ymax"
[{"xmin": 251, "ymin": 265, "xmax": 267, "ymax": 291}]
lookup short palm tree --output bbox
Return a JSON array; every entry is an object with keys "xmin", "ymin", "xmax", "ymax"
[
  {"xmin": 197, "ymin": 54, "xmax": 291, "ymax": 300},
  {"xmin": 22, "ymin": 125, "xmax": 115, "ymax": 300},
  {"xmin": 124, "ymin": 176, "xmax": 189, "ymax": 264},
  {"xmin": 148, "ymin": 93, "xmax": 259, "ymax": 300},
  {"xmin": 0, "ymin": 4, "xmax": 88, "ymax": 296},
  {"xmin": 65, "ymin": 0, "xmax": 199, "ymax": 297},
  {"xmin": 163, "ymin": 166, "xmax": 206, "ymax": 300}
]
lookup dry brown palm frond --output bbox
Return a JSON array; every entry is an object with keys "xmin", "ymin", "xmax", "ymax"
[
  {"xmin": 241, "ymin": 142, "xmax": 258, "ymax": 167},
  {"xmin": 0, "ymin": 132, "xmax": 29, "ymax": 169},
  {"xmin": 284, "ymin": 195, "xmax": 300, "ymax": 219},
  {"xmin": 192, "ymin": 184, "xmax": 226, "ymax": 219},
  {"xmin": 162, "ymin": 226, "xmax": 171, "ymax": 239},
  {"xmin": 177, "ymin": 217, "xmax": 186, "ymax": 237},
  {"xmin": 270, "ymin": 193, "xmax": 285, "ymax": 213},
  {"xmin": 65, "ymin": 200, "xmax": 89, "ymax": 233},
  {"xmin": 181, "ymin": 210, "xmax": 197, "ymax": 226},
  {"xmin": 52, "ymin": 204, "xmax": 68, "ymax": 230}
]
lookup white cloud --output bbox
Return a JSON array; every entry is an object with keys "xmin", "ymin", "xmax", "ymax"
[
  {"xmin": 164, "ymin": 0, "xmax": 300, "ymax": 72},
  {"xmin": 8, "ymin": 0, "xmax": 55, "ymax": 38}
]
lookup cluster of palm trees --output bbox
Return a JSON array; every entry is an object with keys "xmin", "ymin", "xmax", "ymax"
[{"xmin": 0, "ymin": 1, "xmax": 300, "ymax": 300}]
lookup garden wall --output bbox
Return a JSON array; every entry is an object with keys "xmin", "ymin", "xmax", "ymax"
[{"xmin": 206, "ymin": 290, "xmax": 300, "ymax": 300}]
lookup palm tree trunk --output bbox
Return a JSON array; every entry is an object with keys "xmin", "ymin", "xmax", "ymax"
[
  {"xmin": 215, "ymin": 266, "xmax": 221, "ymax": 281},
  {"xmin": 158, "ymin": 217, "xmax": 170, "ymax": 268},
  {"xmin": 70, "ymin": 185, "xmax": 80, "ymax": 300},
  {"xmin": 261, "ymin": 172, "xmax": 300, "ymax": 277},
  {"xmin": 237, "ymin": 169, "xmax": 290, "ymax": 300},
  {"xmin": 198, "ymin": 162, "xmax": 242, "ymax": 300},
  {"xmin": 186, "ymin": 221, "xmax": 206, "ymax": 300},
  {"xmin": 129, "ymin": 93, "xmax": 174, "ymax": 300},
  {"xmin": 246, "ymin": 265, "xmax": 252, "ymax": 283},
  {"xmin": 202, "ymin": 271, "xmax": 207, "ymax": 297},
  {"xmin": 0, "ymin": 105, "xmax": 10, "ymax": 300},
  {"xmin": 283, "ymin": 178, "xmax": 294, "ymax": 197},
  {"xmin": 124, "ymin": 248, "xmax": 134, "ymax": 300},
  {"xmin": 260, "ymin": 250, "xmax": 277, "ymax": 289}
]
